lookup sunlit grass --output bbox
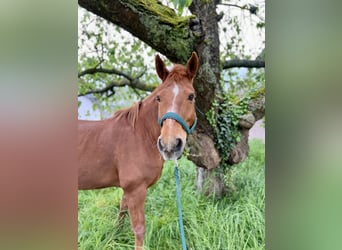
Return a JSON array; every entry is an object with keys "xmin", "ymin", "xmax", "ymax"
[{"xmin": 78, "ymin": 139, "xmax": 265, "ymax": 249}]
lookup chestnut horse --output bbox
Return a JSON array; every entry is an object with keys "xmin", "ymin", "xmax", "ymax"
[{"xmin": 78, "ymin": 52, "xmax": 199, "ymax": 249}]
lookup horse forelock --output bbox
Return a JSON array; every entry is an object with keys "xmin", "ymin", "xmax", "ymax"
[{"xmin": 167, "ymin": 64, "xmax": 191, "ymax": 83}]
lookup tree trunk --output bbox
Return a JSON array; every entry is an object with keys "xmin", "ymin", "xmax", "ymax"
[
  {"xmin": 189, "ymin": 0, "xmax": 221, "ymax": 129},
  {"xmin": 186, "ymin": 0, "xmax": 224, "ymax": 197}
]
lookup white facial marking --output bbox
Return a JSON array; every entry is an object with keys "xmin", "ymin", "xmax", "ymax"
[
  {"xmin": 169, "ymin": 83, "xmax": 179, "ymax": 112},
  {"xmin": 173, "ymin": 84, "xmax": 179, "ymax": 96}
]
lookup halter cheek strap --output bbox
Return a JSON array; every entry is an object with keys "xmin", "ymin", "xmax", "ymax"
[{"xmin": 158, "ymin": 112, "xmax": 197, "ymax": 135}]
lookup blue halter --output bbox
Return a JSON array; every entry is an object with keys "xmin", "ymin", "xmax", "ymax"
[{"xmin": 158, "ymin": 112, "xmax": 197, "ymax": 134}]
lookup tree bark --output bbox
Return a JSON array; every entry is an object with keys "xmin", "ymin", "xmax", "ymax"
[
  {"xmin": 188, "ymin": 0, "xmax": 221, "ymax": 135},
  {"xmin": 183, "ymin": 0, "xmax": 222, "ymax": 172}
]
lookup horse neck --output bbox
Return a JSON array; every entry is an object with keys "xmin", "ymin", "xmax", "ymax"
[{"xmin": 137, "ymin": 97, "xmax": 160, "ymax": 145}]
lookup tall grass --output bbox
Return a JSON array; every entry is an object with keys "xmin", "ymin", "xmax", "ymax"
[{"xmin": 78, "ymin": 139, "xmax": 265, "ymax": 249}]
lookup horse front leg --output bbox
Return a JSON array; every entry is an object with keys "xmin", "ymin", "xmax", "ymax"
[
  {"xmin": 117, "ymin": 193, "xmax": 128, "ymax": 225},
  {"xmin": 125, "ymin": 185, "xmax": 147, "ymax": 250}
]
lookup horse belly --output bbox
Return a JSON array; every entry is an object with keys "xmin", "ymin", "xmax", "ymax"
[
  {"xmin": 78, "ymin": 157, "xmax": 120, "ymax": 190},
  {"xmin": 78, "ymin": 140, "xmax": 120, "ymax": 190}
]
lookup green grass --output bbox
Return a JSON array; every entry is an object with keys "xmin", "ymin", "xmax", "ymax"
[{"xmin": 78, "ymin": 139, "xmax": 265, "ymax": 250}]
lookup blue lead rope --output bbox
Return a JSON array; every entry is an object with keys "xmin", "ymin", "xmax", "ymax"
[{"xmin": 174, "ymin": 165, "xmax": 187, "ymax": 250}]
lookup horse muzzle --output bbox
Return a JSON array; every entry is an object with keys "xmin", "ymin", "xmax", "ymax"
[
  {"xmin": 157, "ymin": 136, "xmax": 185, "ymax": 160},
  {"xmin": 157, "ymin": 112, "xmax": 197, "ymax": 161}
]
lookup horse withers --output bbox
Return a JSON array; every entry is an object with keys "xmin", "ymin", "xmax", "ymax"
[{"xmin": 78, "ymin": 52, "xmax": 199, "ymax": 249}]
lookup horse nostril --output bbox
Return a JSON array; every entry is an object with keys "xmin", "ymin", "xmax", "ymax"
[
  {"xmin": 158, "ymin": 138, "xmax": 164, "ymax": 151},
  {"xmin": 175, "ymin": 138, "xmax": 183, "ymax": 152}
]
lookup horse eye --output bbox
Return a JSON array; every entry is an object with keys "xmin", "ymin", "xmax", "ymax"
[
  {"xmin": 188, "ymin": 94, "xmax": 194, "ymax": 101},
  {"xmin": 156, "ymin": 96, "xmax": 161, "ymax": 102}
]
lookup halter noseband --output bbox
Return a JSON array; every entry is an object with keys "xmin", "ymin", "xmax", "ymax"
[{"xmin": 158, "ymin": 112, "xmax": 197, "ymax": 135}]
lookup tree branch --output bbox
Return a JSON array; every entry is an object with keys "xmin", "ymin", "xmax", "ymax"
[
  {"xmin": 78, "ymin": 79, "xmax": 157, "ymax": 97},
  {"xmin": 218, "ymin": 2, "xmax": 264, "ymax": 21},
  {"xmin": 78, "ymin": 66, "xmax": 133, "ymax": 80},
  {"xmin": 222, "ymin": 59, "xmax": 265, "ymax": 69},
  {"xmin": 78, "ymin": 0, "xmax": 197, "ymax": 63},
  {"xmin": 78, "ymin": 61, "xmax": 152, "ymax": 97},
  {"xmin": 219, "ymin": 3, "xmax": 257, "ymax": 13}
]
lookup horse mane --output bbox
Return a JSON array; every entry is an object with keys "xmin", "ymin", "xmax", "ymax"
[{"xmin": 112, "ymin": 101, "xmax": 142, "ymax": 129}]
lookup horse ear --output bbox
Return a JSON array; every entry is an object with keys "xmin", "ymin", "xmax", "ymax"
[
  {"xmin": 155, "ymin": 54, "xmax": 169, "ymax": 81},
  {"xmin": 186, "ymin": 52, "xmax": 199, "ymax": 80}
]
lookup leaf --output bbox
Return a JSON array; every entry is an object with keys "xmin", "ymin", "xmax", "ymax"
[
  {"xmin": 92, "ymin": 103, "xmax": 97, "ymax": 112},
  {"xmin": 172, "ymin": 0, "xmax": 192, "ymax": 15}
]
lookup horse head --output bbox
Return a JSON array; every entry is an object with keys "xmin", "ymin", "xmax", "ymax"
[{"xmin": 155, "ymin": 52, "xmax": 199, "ymax": 160}]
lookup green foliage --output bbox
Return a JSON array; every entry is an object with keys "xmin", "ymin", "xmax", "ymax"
[
  {"xmin": 219, "ymin": 1, "xmax": 265, "ymax": 61},
  {"xmin": 206, "ymin": 93, "xmax": 249, "ymax": 167},
  {"xmin": 222, "ymin": 68, "xmax": 264, "ymax": 94},
  {"xmin": 78, "ymin": 140, "xmax": 265, "ymax": 249},
  {"xmin": 213, "ymin": 0, "xmax": 265, "ymax": 169},
  {"xmin": 129, "ymin": 0, "xmax": 192, "ymax": 24},
  {"xmin": 78, "ymin": 9, "xmax": 158, "ymax": 116},
  {"xmin": 171, "ymin": 0, "xmax": 193, "ymax": 15},
  {"xmin": 207, "ymin": 82, "xmax": 264, "ymax": 169}
]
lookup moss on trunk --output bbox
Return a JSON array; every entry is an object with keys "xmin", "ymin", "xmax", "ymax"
[{"xmin": 79, "ymin": 0, "xmax": 197, "ymax": 63}]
